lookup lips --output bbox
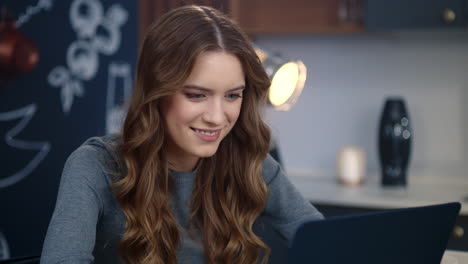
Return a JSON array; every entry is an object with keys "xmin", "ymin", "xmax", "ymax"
[{"xmin": 191, "ymin": 127, "xmax": 222, "ymax": 142}]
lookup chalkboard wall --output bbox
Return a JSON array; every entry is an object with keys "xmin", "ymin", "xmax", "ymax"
[{"xmin": 0, "ymin": 0, "xmax": 137, "ymax": 258}]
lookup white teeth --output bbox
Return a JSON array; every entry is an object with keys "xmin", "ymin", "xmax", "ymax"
[{"xmin": 194, "ymin": 129, "xmax": 219, "ymax": 136}]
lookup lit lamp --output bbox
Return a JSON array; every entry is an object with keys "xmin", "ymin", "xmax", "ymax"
[
  {"xmin": 255, "ymin": 47, "xmax": 307, "ymax": 110},
  {"xmin": 255, "ymin": 47, "xmax": 308, "ymax": 165}
]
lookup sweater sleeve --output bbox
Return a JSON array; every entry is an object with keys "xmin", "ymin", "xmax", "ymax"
[
  {"xmin": 41, "ymin": 146, "xmax": 105, "ymax": 264},
  {"xmin": 261, "ymin": 155, "xmax": 324, "ymax": 243}
]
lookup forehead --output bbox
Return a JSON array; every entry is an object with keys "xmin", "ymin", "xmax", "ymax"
[{"xmin": 184, "ymin": 51, "xmax": 245, "ymax": 91}]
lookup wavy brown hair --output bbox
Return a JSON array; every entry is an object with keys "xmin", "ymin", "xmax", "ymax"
[{"xmin": 112, "ymin": 5, "xmax": 272, "ymax": 264}]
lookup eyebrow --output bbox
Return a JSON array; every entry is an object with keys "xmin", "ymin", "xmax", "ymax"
[{"xmin": 183, "ymin": 84, "xmax": 245, "ymax": 92}]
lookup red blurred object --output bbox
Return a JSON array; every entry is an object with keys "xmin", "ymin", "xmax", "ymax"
[{"xmin": 0, "ymin": 8, "xmax": 39, "ymax": 83}]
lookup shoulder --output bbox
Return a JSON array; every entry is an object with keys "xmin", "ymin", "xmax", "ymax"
[
  {"xmin": 64, "ymin": 134, "xmax": 125, "ymax": 184},
  {"xmin": 81, "ymin": 134, "xmax": 121, "ymax": 158},
  {"xmin": 261, "ymin": 154, "xmax": 283, "ymax": 185},
  {"xmin": 69, "ymin": 134, "xmax": 120, "ymax": 164}
]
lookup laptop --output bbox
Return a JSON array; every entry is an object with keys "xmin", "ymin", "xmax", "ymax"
[{"xmin": 289, "ymin": 202, "xmax": 461, "ymax": 264}]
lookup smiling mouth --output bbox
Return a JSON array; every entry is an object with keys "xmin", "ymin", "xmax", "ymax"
[{"xmin": 191, "ymin": 127, "xmax": 221, "ymax": 136}]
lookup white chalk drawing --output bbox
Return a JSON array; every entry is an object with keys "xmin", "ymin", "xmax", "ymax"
[
  {"xmin": 70, "ymin": 0, "xmax": 103, "ymax": 38},
  {"xmin": 48, "ymin": 0, "xmax": 129, "ymax": 114},
  {"xmin": 67, "ymin": 40, "xmax": 100, "ymax": 81},
  {"xmin": 106, "ymin": 62, "xmax": 132, "ymax": 134},
  {"xmin": 0, "ymin": 104, "xmax": 51, "ymax": 189},
  {"xmin": 16, "ymin": 0, "xmax": 54, "ymax": 28},
  {"xmin": 0, "ymin": 232, "xmax": 9, "ymax": 260},
  {"xmin": 48, "ymin": 66, "xmax": 85, "ymax": 113}
]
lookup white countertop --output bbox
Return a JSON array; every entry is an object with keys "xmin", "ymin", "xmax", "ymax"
[
  {"xmin": 444, "ymin": 250, "xmax": 468, "ymax": 264},
  {"xmin": 287, "ymin": 171, "xmax": 468, "ymax": 216}
]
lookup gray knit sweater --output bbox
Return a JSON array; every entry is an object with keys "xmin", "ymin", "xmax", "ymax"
[{"xmin": 40, "ymin": 135, "xmax": 323, "ymax": 263}]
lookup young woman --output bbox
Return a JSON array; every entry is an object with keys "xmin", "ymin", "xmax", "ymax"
[{"xmin": 41, "ymin": 5, "xmax": 323, "ymax": 264}]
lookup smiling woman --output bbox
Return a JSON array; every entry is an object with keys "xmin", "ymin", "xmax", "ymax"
[{"xmin": 40, "ymin": 5, "xmax": 323, "ymax": 264}]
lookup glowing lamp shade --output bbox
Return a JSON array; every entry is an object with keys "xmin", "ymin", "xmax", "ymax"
[
  {"xmin": 269, "ymin": 61, "xmax": 306, "ymax": 110},
  {"xmin": 255, "ymin": 47, "xmax": 307, "ymax": 111}
]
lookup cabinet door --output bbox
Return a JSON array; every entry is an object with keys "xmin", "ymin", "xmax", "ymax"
[
  {"xmin": 231, "ymin": 0, "xmax": 364, "ymax": 34},
  {"xmin": 447, "ymin": 217, "xmax": 468, "ymax": 251},
  {"xmin": 139, "ymin": 0, "xmax": 364, "ymax": 38},
  {"xmin": 366, "ymin": 0, "xmax": 467, "ymax": 31},
  {"xmin": 139, "ymin": 0, "xmax": 229, "ymax": 45}
]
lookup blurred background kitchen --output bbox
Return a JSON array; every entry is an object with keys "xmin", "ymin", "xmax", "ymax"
[{"xmin": 1, "ymin": 0, "xmax": 467, "ymax": 261}]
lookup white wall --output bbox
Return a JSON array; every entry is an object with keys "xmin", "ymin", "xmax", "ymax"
[{"xmin": 255, "ymin": 31, "xmax": 468, "ymax": 179}]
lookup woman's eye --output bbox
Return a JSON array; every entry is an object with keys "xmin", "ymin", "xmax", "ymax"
[
  {"xmin": 226, "ymin": 93, "xmax": 242, "ymax": 99},
  {"xmin": 185, "ymin": 93, "xmax": 205, "ymax": 99}
]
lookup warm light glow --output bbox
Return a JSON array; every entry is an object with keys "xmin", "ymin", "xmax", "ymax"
[
  {"xmin": 255, "ymin": 48, "xmax": 268, "ymax": 63},
  {"xmin": 269, "ymin": 61, "xmax": 306, "ymax": 110}
]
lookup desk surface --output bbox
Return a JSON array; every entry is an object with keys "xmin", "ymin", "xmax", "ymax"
[
  {"xmin": 288, "ymin": 172, "xmax": 468, "ymax": 216},
  {"xmin": 444, "ymin": 250, "xmax": 468, "ymax": 264}
]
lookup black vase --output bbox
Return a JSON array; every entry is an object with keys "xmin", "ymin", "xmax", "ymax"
[{"xmin": 378, "ymin": 97, "xmax": 412, "ymax": 186}]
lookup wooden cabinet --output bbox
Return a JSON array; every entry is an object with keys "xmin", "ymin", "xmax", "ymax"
[
  {"xmin": 230, "ymin": 0, "xmax": 364, "ymax": 34},
  {"xmin": 138, "ymin": 0, "xmax": 364, "ymax": 44},
  {"xmin": 139, "ymin": 0, "xmax": 227, "ymax": 45},
  {"xmin": 139, "ymin": 0, "xmax": 468, "ymax": 43},
  {"xmin": 365, "ymin": 0, "xmax": 468, "ymax": 31}
]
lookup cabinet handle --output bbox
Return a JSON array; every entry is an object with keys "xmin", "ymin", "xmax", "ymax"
[
  {"xmin": 338, "ymin": 0, "xmax": 363, "ymax": 24},
  {"xmin": 452, "ymin": 225, "xmax": 464, "ymax": 240},
  {"xmin": 442, "ymin": 8, "xmax": 456, "ymax": 24}
]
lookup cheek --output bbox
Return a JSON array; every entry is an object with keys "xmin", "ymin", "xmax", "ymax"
[
  {"xmin": 227, "ymin": 101, "xmax": 242, "ymax": 124},
  {"xmin": 168, "ymin": 101, "xmax": 198, "ymax": 124}
]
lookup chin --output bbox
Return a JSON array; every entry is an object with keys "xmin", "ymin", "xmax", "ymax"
[
  {"xmin": 196, "ymin": 151, "xmax": 217, "ymax": 158},
  {"xmin": 194, "ymin": 146, "xmax": 219, "ymax": 158}
]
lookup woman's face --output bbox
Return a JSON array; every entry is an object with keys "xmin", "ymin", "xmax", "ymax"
[{"xmin": 162, "ymin": 50, "xmax": 245, "ymax": 171}]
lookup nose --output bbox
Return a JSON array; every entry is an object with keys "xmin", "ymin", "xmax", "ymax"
[{"xmin": 202, "ymin": 98, "xmax": 226, "ymax": 126}]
